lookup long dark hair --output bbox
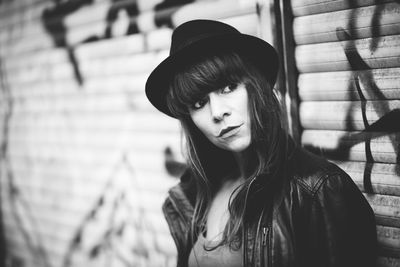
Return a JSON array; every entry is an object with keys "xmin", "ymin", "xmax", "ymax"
[{"xmin": 166, "ymin": 50, "xmax": 288, "ymax": 250}]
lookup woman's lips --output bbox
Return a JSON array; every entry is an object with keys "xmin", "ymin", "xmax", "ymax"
[{"xmin": 218, "ymin": 124, "xmax": 242, "ymax": 138}]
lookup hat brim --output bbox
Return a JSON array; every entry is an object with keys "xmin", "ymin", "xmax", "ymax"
[{"xmin": 145, "ymin": 33, "xmax": 279, "ymax": 118}]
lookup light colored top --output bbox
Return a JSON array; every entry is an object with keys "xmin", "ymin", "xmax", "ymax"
[{"xmin": 188, "ymin": 232, "xmax": 242, "ymax": 267}]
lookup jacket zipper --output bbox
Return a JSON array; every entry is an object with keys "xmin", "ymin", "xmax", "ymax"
[
  {"xmin": 261, "ymin": 225, "xmax": 271, "ymax": 267},
  {"xmin": 262, "ymin": 226, "xmax": 269, "ymax": 246}
]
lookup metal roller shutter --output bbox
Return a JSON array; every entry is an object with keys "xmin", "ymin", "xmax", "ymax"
[{"xmin": 290, "ymin": 0, "xmax": 400, "ymax": 265}]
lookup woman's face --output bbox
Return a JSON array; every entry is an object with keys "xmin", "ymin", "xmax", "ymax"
[{"xmin": 189, "ymin": 83, "xmax": 251, "ymax": 153}]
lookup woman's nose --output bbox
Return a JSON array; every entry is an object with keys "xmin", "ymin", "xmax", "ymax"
[{"xmin": 209, "ymin": 93, "xmax": 230, "ymax": 122}]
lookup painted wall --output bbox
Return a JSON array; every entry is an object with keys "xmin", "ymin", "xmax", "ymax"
[
  {"xmin": 0, "ymin": 0, "xmax": 265, "ymax": 266},
  {"xmin": 292, "ymin": 0, "xmax": 400, "ymax": 266}
]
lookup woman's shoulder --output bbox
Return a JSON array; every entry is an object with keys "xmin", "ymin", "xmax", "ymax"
[
  {"xmin": 289, "ymin": 146, "xmax": 353, "ymax": 196},
  {"xmin": 162, "ymin": 169, "xmax": 196, "ymax": 227},
  {"xmin": 163, "ymin": 169, "xmax": 197, "ymax": 210}
]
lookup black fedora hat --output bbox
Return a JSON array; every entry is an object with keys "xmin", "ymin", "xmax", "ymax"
[{"xmin": 145, "ymin": 19, "xmax": 279, "ymax": 118}]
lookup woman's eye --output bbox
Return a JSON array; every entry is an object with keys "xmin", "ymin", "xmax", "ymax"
[
  {"xmin": 192, "ymin": 98, "xmax": 207, "ymax": 110},
  {"xmin": 228, "ymin": 83, "xmax": 238, "ymax": 90},
  {"xmin": 221, "ymin": 83, "xmax": 238, "ymax": 94}
]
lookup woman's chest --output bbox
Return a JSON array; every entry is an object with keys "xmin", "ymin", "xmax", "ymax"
[{"xmin": 206, "ymin": 179, "xmax": 242, "ymax": 239}]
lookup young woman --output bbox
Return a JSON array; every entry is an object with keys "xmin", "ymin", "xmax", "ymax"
[{"xmin": 145, "ymin": 20, "xmax": 377, "ymax": 267}]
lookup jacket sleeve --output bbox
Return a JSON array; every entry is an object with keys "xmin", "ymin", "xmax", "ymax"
[
  {"xmin": 305, "ymin": 169, "xmax": 377, "ymax": 267},
  {"xmin": 161, "ymin": 171, "xmax": 196, "ymax": 267},
  {"xmin": 162, "ymin": 197, "xmax": 189, "ymax": 267}
]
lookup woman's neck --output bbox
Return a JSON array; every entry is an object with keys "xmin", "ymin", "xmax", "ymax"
[
  {"xmin": 214, "ymin": 150, "xmax": 250, "ymax": 190},
  {"xmin": 233, "ymin": 151, "xmax": 249, "ymax": 179}
]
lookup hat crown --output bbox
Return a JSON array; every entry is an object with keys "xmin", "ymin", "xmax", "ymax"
[
  {"xmin": 170, "ymin": 20, "xmax": 240, "ymax": 55},
  {"xmin": 146, "ymin": 19, "xmax": 279, "ymax": 118}
]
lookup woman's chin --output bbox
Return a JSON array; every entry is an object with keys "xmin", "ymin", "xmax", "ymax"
[{"xmin": 216, "ymin": 138, "xmax": 251, "ymax": 153}]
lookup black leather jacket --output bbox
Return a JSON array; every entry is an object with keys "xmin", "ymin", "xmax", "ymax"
[{"xmin": 162, "ymin": 143, "xmax": 377, "ymax": 267}]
